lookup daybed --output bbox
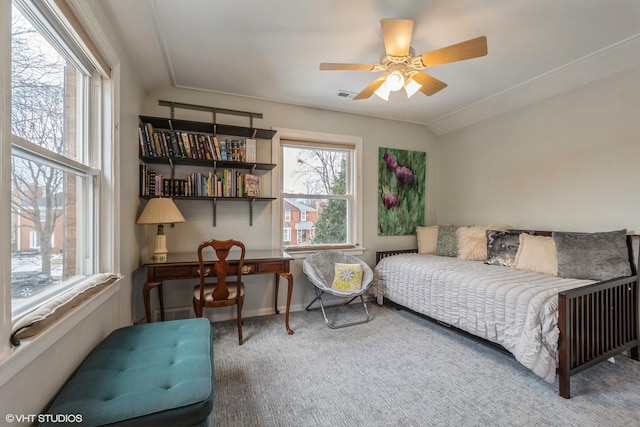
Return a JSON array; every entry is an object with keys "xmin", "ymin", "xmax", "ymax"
[{"xmin": 373, "ymin": 227, "xmax": 640, "ymax": 398}]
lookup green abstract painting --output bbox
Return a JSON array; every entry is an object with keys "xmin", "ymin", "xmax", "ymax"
[{"xmin": 378, "ymin": 147, "xmax": 426, "ymax": 235}]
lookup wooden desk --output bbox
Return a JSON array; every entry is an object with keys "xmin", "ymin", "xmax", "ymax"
[{"xmin": 142, "ymin": 250, "xmax": 294, "ymax": 334}]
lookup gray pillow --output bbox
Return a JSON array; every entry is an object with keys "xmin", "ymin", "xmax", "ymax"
[
  {"xmin": 485, "ymin": 230, "xmax": 523, "ymax": 267},
  {"xmin": 436, "ymin": 225, "xmax": 458, "ymax": 257},
  {"xmin": 553, "ymin": 230, "xmax": 631, "ymax": 281}
]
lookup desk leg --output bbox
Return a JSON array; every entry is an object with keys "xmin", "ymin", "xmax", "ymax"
[
  {"xmin": 273, "ymin": 273, "xmax": 280, "ymax": 314},
  {"xmin": 279, "ymin": 272, "xmax": 294, "ymax": 335},
  {"xmin": 158, "ymin": 283, "xmax": 165, "ymax": 321},
  {"xmin": 143, "ymin": 281, "xmax": 162, "ymax": 323}
]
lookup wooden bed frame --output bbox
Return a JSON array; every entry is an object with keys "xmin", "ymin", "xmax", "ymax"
[{"xmin": 375, "ymin": 234, "xmax": 640, "ymax": 398}]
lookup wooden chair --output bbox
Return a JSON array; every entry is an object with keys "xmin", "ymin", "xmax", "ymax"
[{"xmin": 193, "ymin": 239, "xmax": 246, "ymax": 345}]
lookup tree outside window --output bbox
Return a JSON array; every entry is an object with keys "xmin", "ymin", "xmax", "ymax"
[
  {"xmin": 281, "ymin": 143, "xmax": 355, "ymax": 249},
  {"xmin": 9, "ymin": 3, "xmax": 100, "ymax": 318}
]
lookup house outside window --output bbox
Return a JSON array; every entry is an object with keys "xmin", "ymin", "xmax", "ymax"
[
  {"xmin": 275, "ymin": 128, "xmax": 363, "ymax": 253},
  {"xmin": 7, "ymin": 1, "xmax": 111, "ymax": 318}
]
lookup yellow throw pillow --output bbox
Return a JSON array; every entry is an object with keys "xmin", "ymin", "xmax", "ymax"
[
  {"xmin": 331, "ymin": 263, "xmax": 364, "ymax": 292},
  {"xmin": 513, "ymin": 234, "xmax": 558, "ymax": 276},
  {"xmin": 416, "ymin": 226, "xmax": 438, "ymax": 254}
]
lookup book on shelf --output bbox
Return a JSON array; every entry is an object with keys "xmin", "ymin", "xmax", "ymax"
[
  {"xmin": 243, "ymin": 173, "xmax": 261, "ymax": 197},
  {"xmin": 212, "ymin": 136, "xmax": 222, "ymax": 160},
  {"xmin": 228, "ymin": 139, "xmax": 244, "ymax": 161},
  {"xmin": 219, "ymin": 139, "xmax": 228, "ymax": 160},
  {"xmin": 139, "ymin": 123, "xmax": 154, "ymax": 157},
  {"xmin": 138, "ymin": 126, "xmax": 147, "ymax": 157},
  {"xmin": 245, "ymin": 138, "xmax": 256, "ymax": 163}
]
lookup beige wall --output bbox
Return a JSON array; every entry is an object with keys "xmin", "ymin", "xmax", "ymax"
[
  {"xmin": 437, "ymin": 64, "xmax": 640, "ymax": 234},
  {"xmin": 135, "ymin": 87, "xmax": 438, "ymax": 322}
]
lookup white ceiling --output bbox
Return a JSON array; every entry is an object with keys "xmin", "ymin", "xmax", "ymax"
[{"xmin": 100, "ymin": 0, "xmax": 640, "ymax": 135}]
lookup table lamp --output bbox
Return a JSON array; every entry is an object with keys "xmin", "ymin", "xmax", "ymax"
[{"xmin": 136, "ymin": 197, "xmax": 185, "ymax": 262}]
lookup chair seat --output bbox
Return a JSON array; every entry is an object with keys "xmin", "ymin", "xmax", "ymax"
[{"xmin": 193, "ymin": 282, "xmax": 245, "ymax": 305}]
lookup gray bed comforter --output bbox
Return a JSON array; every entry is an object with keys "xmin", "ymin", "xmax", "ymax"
[{"xmin": 372, "ymin": 254, "xmax": 594, "ymax": 383}]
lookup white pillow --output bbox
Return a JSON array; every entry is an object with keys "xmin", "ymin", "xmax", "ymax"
[
  {"xmin": 416, "ymin": 226, "xmax": 438, "ymax": 254},
  {"xmin": 456, "ymin": 226, "xmax": 489, "ymax": 261},
  {"xmin": 11, "ymin": 273, "xmax": 121, "ymax": 341},
  {"xmin": 514, "ymin": 234, "xmax": 558, "ymax": 276}
]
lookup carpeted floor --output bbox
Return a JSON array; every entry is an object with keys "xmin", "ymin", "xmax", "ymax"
[{"xmin": 210, "ymin": 303, "xmax": 640, "ymax": 427}]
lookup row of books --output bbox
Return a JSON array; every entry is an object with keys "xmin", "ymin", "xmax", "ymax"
[
  {"xmin": 139, "ymin": 165, "xmax": 261, "ymax": 198},
  {"xmin": 138, "ymin": 122, "xmax": 257, "ymax": 162}
]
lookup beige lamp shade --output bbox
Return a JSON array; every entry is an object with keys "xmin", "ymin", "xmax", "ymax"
[
  {"xmin": 137, "ymin": 198, "xmax": 185, "ymax": 262},
  {"xmin": 136, "ymin": 197, "xmax": 185, "ymax": 225}
]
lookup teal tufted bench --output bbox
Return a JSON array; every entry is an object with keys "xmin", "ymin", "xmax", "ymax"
[{"xmin": 39, "ymin": 318, "xmax": 214, "ymax": 427}]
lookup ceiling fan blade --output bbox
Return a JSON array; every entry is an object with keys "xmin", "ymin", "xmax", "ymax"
[
  {"xmin": 420, "ymin": 36, "xmax": 488, "ymax": 67},
  {"xmin": 380, "ymin": 19, "xmax": 414, "ymax": 57},
  {"xmin": 411, "ymin": 72, "xmax": 448, "ymax": 96},
  {"xmin": 320, "ymin": 63, "xmax": 377, "ymax": 71},
  {"xmin": 353, "ymin": 77, "xmax": 385, "ymax": 100}
]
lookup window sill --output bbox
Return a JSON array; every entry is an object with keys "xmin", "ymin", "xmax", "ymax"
[
  {"xmin": 284, "ymin": 246, "xmax": 365, "ymax": 259},
  {"xmin": 0, "ymin": 280, "xmax": 120, "ymax": 388}
]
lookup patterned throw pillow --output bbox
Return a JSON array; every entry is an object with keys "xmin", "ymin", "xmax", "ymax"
[
  {"xmin": 331, "ymin": 263, "xmax": 364, "ymax": 292},
  {"xmin": 436, "ymin": 225, "xmax": 458, "ymax": 257},
  {"xmin": 485, "ymin": 230, "xmax": 528, "ymax": 267}
]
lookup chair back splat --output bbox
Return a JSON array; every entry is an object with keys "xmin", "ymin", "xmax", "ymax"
[{"xmin": 194, "ymin": 239, "xmax": 246, "ymax": 344}]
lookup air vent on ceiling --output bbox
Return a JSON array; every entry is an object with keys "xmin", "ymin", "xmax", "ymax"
[{"xmin": 336, "ymin": 90, "xmax": 357, "ymax": 100}]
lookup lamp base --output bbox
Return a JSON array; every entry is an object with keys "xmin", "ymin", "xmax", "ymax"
[
  {"xmin": 152, "ymin": 253, "xmax": 168, "ymax": 262},
  {"xmin": 153, "ymin": 229, "xmax": 168, "ymax": 262}
]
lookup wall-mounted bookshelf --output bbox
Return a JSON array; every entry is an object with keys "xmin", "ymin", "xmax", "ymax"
[{"xmin": 138, "ymin": 101, "xmax": 277, "ymax": 226}]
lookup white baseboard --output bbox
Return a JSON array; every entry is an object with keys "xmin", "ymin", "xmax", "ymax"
[
  {"xmin": 150, "ymin": 298, "xmax": 374, "ymax": 324},
  {"xmin": 152, "ymin": 303, "xmax": 308, "ymax": 324}
]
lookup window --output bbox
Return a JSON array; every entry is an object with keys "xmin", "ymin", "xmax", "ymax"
[
  {"xmin": 8, "ymin": 1, "xmax": 109, "ymax": 319},
  {"xmin": 276, "ymin": 128, "xmax": 363, "ymax": 252}
]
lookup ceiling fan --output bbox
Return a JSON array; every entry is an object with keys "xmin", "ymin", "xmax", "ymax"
[{"xmin": 320, "ymin": 19, "xmax": 488, "ymax": 101}]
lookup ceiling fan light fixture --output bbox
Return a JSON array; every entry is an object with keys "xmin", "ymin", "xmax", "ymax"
[
  {"xmin": 404, "ymin": 75, "xmax": 422, "ymax": 98},
  {"xmin": 374, "ymin": 83, "xmax": 391, "ymax": 101},
  {"xmin": 384, "ymin": 70, "xmax": 405, "ymax": 92}
]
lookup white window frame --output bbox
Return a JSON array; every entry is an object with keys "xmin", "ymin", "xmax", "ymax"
[
  {"xmin": 271, "ymin": 128, "xmax": 363, "ymax": 256},
  {"xmin": 0, "ymin": 0, "xmax": 118, "ymax": 364},
  {"xmin": 284, "ymin": 210, "xmax": 291, "ymax": 221}
]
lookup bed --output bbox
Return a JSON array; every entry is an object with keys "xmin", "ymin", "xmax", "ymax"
[{"xmin": 373, "ymin": 233, "xmax": 640, "ymax": 398}]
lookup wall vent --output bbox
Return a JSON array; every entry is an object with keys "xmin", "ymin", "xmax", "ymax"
[
  {"xmin": 336, "ymin": 90, "xmax": 357, "ymax": 99},
  {"xmin": 153, "ymin": 307, "xmax": 194, "ymax": 322}
]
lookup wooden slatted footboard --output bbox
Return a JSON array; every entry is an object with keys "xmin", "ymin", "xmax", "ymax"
[
  {"xmin": 557, "ymin": 235, "xmax": 640, "ymax": 398},
  {"xmin": 558, "ymin": 276, "xmax": 639, "ymax": 398}
]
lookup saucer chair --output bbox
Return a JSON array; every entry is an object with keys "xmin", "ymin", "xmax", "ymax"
[{"xmin": 302, "ymin": 251, "xmax": 374, "ymax": 329}]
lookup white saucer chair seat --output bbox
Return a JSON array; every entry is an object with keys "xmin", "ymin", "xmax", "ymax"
[{"xmin": 302, "ymin": 251, "xmax": 374, "ymax": 329}]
